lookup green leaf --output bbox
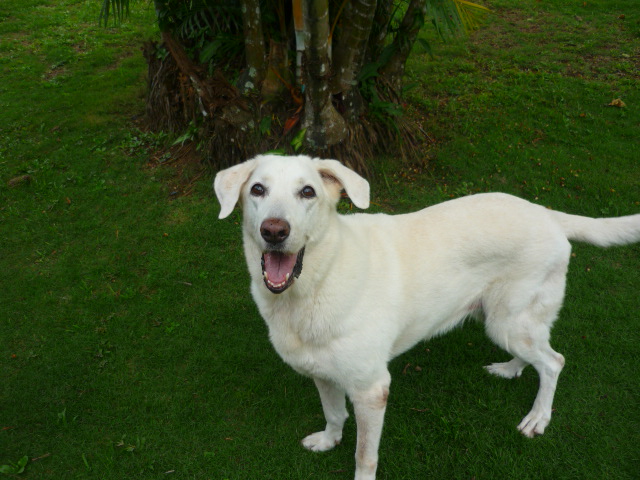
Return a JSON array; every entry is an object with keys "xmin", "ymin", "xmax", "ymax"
[
  {"xmin": 0, "ymin": 455, "xmax": 28, "ymax": 475},
  {"xmin": 82, "ymin": 453, "xmax": 91, "ymax": 471},
  {"xmin": 358, "ymin": 62, "xmax": 381, "ymax": 82},
  {"xmin": 199, "ymin": 39, "xmax": 221, "ymax": 64},
  {"xmin": 417, "ymin": 38, "xmax": 434, "ymax": 59},
  {"xmin": 291, "ymin": 128, "xmax": 306, "ymax": 152},
  {"xmin": 99, "ymin": 0, "xmax": 131, "ymax": 27},
  {"xmin": 427, "ymin": 0, "xmax": 490, "ymax": 39},
  {"xmin": 262, "ymin": 149, "xmax": 286, "ymax": 155},
  {"xmin": 402, "ymin": 81, "xmax": 420, "ymax": 95},
  {"xmin": 172, "ymin": 130, "xmax": 192, "ymax": 146},
  {"xmin": 259, "ymin": 116, "xmax": 272, "ymax": 136},
  {"xmin": 16, "ymin": 456, "xmax": 28, "ymax": 473}
]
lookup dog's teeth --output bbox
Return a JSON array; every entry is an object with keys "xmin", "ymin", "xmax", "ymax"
[
  {"xmin": 264, "ymin": 272, "xmax": 291, "ymax": 290},
  {"xmin": 267, "ymin": 278, "xmax": 285, "ymax": 288}
]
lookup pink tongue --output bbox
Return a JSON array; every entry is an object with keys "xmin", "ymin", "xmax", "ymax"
[{"xmin": 263, "ymin": 252, "xmax": 297, "ymax": 284}]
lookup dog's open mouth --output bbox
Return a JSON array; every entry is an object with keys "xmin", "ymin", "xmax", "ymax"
[{"xmin": 261, "ymin": 247, "xmax": 305, "ymax": 294}]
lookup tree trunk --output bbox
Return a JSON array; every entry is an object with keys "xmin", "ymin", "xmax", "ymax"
[
  {"xmin": 331, "ymin": 0, "xmax": 377, "ymax": 120},
  {"xmin": 332, "ymin": 0, "xmax": 377, "ymax": 94},
  {"xmin": 161, "ymin": 31, "xmax": 211, "ymax": 117},
  {"xmin": 260, "ymin": 39, "xmax": 290, "ymax": 100},
  {"xmin": 379, "ymin": 0, "xmax": 427, "ymax": 93},
  {"xmin": 301, "ymin": 0, "xmax": 347, "ymax": 149},
  {"xmin": 238, "ymin": 0, "xmax": 266, "ymax": 92},
  {"xmin": 292, "ymin": 0, "xmax": 305, "ymax": 87},
  {"xmin": 366, "ymin": 0, "xmax": 394, "ymax": 65}
]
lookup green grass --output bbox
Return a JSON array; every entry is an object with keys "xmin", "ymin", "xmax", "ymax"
[{"xmin": 1, "ymin": 0, "xmax": 639, "ymax": 478}]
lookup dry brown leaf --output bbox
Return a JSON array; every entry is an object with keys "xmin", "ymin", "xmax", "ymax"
[
  {"xmin": 608, "ymin": 98, "xmax": 626, "ymax": 108},
  {"xmin": 7, "ymin": 174, "xmax": 32, "ymax": 187}
]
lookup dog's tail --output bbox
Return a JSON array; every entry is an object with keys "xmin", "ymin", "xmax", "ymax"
[{"xmin": 551, "ymin": 210, "xmax": 640, "ymax": 247}]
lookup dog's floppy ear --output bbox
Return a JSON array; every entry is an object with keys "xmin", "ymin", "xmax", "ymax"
[
  {"xmin": 214, "ymin": 159, "xmax": 257, "ymax": 219},
  {"xmin": 315, "ymin": 159, "xmax": 370, "ymax": 209}
]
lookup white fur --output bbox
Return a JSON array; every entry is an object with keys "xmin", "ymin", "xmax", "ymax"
[{"xmin": 214, "ymin": 154, "xmax": 640, "ymax": 480}]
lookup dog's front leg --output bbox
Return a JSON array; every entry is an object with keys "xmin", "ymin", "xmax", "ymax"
[
  {"xmin": 351, "ymin": 376, "xmax": 391, "ymax": 480},
  {"xmin": 302, "ymin": 378, "xmax": 349, "ymax": 452}
]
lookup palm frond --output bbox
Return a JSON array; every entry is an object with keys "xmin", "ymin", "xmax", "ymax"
[
  {"xmin": 157, "ymin": 0, "xmax": 242, "ymax": 39},
  {"xmin": 99, "ymin": 0, "xmax": 131, "ymax": 27},
  {"xmin": 427, "ymin": 0, "xmax": 490, "ymax": 39},
  {"xmin": 455, "ymin": 0, "xmax": 491, "ymax": 32}
]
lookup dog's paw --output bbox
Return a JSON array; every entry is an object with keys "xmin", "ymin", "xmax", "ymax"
[
  {"xmin": 301, "ymin": 431, "xmax": 341, "ymax": 452},
  {"xmin": 354, "ymin": 471, "xmax": 376, "ymax": 480},
  {"xmin": 484, "ymin": 359, "xmax": 526, "ymax": 379},
  {"xmin": 517, "ymin": 409, "xmax": 550, "ymax": 438}
]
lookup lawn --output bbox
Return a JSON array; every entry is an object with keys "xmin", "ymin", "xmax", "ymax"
[{"xmin": 1, "ymin": 0, "xmax": 638, "ymax": 478}]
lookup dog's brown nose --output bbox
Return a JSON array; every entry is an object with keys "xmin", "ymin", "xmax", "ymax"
[{"xmin": 260, "ymin": 218, "xmax": 290, "ymax": 244}]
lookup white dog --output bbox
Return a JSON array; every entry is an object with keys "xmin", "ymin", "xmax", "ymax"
[{"xmin": 214, "ymin": 154, "xmax": 640, "ymax": 480}]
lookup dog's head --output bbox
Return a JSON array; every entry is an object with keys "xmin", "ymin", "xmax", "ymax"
[{"xmin": 214, "ymin": 154, "xmax": 370, "ymax": 294}]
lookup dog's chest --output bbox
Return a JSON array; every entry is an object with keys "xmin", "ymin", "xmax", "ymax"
[
  {"xmin": 260, "ymin": 297, "xmax": 345, "ymax": 379},
  {"xmin": 269, "ymin": 328, "xmax": 328, "ymax": 378}
]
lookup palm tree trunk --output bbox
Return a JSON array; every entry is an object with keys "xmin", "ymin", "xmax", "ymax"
[
  {"xmin": 301, "ymin": 0, "xmax": 346, "ymax": 148},
  {"xmin": 238, "ymin": 0, "xmax": 266, "ymax": 92},
  {"xmin": 366, "ymin": 0, "xmax": 394, "ymax": 65},
  {"xmin": 379, "ymin": 0, "xmax": 427, "ymax": 93},
  {"xmin": 332, "ymin": 0, "xmax": 377, "ymax": 94},
  {"xmin": 331, "ymin": 0, "xmax": 377, "ymax": 120}
]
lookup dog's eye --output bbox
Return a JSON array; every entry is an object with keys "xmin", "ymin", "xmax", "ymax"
[
  {"xmin": 300, "ymin": 186, "xmax": 316, "ymax": 199},
  {"xmin": 250, "ymin": 183, "xmax": 266, "ymax": 197}
]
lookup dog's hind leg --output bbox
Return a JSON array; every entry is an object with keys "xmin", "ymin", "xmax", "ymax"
[
  {"xmin": 302, "ymin": 378, "xmax": 349, "ymax": 452},
  {"xmin": 487, "ymin": 317, "xmax": 565, "ymax": 437},
  {"xmin": 516, "ymin": 345, "xmax": 565, "ymax": 437},
  {"xmin": 484, "ymin": 357, "xmax": 528, "ymax": 379},
  {"xmin": 485, "ymin": 264, "xmax": 568, "ymax": 437}
]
